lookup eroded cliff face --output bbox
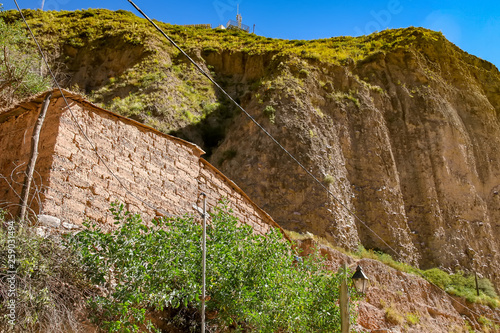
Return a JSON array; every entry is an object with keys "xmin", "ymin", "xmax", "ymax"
[{"xmin": 208, "ymin": 32, "xmax": 500, "ymax": 288}]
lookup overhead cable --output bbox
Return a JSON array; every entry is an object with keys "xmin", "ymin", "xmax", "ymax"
[
  {"xmin": 125, "ymin": 0, "xmax": 403, "ymax": 260},
  {"xmin": 125, "ymin": 1, "xmax": 500, "ymax": 324},
  {"xmin": 13, "ymin": 0, "xmax": 165, "ymax": 216}
]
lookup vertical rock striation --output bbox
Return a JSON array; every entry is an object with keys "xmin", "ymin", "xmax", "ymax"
[{"xmin": 210, "ymin": 31, "xmax": 500, "ymax": 287}]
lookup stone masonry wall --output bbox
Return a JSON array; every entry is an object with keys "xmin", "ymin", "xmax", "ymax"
[{"xmin": 0, "ymin": 90, "xmax": 282, "ymax": 236}]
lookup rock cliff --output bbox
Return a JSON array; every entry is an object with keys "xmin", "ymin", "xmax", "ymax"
[
  {"xmin": 209, "ymin": 31, "xmax": 500, "ymax": 290},
  {"xmin": 7, "ymin": 9, "xmax": 500, "ymax": 290}
]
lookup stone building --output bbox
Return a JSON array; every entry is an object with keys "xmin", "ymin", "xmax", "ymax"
[{"xmin": 0, "ymin": 88, "xmax": 283, "ymax": 235}]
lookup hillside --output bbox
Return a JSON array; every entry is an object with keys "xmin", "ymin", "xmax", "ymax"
[{"xmin": 3, "ymin": 6, "xmax": 500, "ymax": 311}]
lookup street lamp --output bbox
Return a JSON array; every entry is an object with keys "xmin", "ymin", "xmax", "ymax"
[{"xmin": 351, "ymin": 265, "xmax": 369, "ymax": 294}]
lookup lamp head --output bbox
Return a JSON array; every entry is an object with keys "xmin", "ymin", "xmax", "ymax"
[{"xmin": 352, "ymin": 265, "xmax": 369, "ymax": 293}]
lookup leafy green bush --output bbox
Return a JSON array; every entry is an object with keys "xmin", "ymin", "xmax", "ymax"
[
  {"xmin": 422, "ymin": 268, "xmax": 452, "ymax": 289},
  {"xmin": 69, "ymin": 202, "xmax": 354, "ymax": 332}
]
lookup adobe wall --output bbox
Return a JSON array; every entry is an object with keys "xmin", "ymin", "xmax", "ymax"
[
  {"xmin": 42, "ymin": 96, "xmax": 202, "ymax": 226},
  {"xmin": 0, "ymin": 94, "xmax": 60, "ymax": 219},
  {"xmin": 1, "ymin": 90, "xmax": 282, "ymax": 236},
  {"xmin": 198, "ymin": 159, "xmax": 276, "ymax": 235}
]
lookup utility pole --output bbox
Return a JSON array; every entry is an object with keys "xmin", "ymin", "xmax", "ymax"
[
  {"xmin": 193, "ymin": 193, "xmax": 207, "ymax": 333},
  {"xmin": 340, "ymin": 263, "xmax": 350, "ymax": 333},
  {"xmin": 201, "ymin": 194, "xmax": 207, "ymax": 333}
]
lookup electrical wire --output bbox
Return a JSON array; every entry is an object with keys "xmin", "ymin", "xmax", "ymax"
[
  {"xmin": 13, "ymin": 0, "xmax": 166, "ymax": 216},
  {"xmin": 125, "ymin": 0, "xmax": 500, "ymax": 324},
  {"xmin": 12, "ymin": 1, "xmax": 499, "ymax": 324},
  {"xmin": 126, "ymin": 0, "xmax": 403, "ymax": 260}
]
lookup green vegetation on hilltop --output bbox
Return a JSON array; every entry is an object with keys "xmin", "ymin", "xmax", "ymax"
[
  {"xmin": 3, "ymin": 8, "xmax": 448, "ymax": 64},
  {"xmin": 1, "ymin": 8, "xmax": 478, "ymax": 152},
  {"xmin": 0, "ymin": 5, "xmax": 50, "ymax": 109}
]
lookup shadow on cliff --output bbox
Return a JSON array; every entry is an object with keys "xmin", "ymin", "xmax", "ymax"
[{"xmin": 169, "ymin": 91, "xmax": 243, "ymax": 159}]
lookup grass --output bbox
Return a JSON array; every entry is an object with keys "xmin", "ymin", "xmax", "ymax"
[
  {"xmin": 478, "ymin": 315, "xmax": 500, "ymax": 333},
  {"xmin": 0, "ymin": 212, "xmax": 96, "ymax": 332},
  {"xmin": 3, "ymin": 9, "xmax": 456, "ymax": 68},
  {"xmin": 1, "ymin": 8, "xmax": 479, "ymax": 151},
  {"xmin": 406, "ymin": 313, "xmax": 420, "ymax": 325},
  {"xmin": 385, "ymin": 305, "xmax": 404, "ymax": 325},
  {"xmin": 355, "ymin": 246, "xmax": 500, "ymax": 309},
  {"xmin": 285, "ymin": 230, "xmax": 500, "ymax": 309}
]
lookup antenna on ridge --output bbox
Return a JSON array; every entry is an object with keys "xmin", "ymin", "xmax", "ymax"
[{"xmin": 236, "ymin": 4, "xmax": 242, "ymax": 29}]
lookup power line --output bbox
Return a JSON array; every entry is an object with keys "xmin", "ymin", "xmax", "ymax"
[
  {"xmin": 12, "ymin": 1, "xmax": 499, "ymax": 325},
  {"xmin": 125, "ymin": 0, "xmax": 500, "ymax": 325},
  {"xmin": 125, "ymin": 0, "xmax": 403, "ymax": 261},
  {"xmin": 13, "ymin": 0, "xmax": 166, "ymax": 217}
]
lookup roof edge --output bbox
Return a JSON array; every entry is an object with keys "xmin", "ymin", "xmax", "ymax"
[
  {"xmin": 199, "ymin": 158, "xmax": 291, "ymax": 242},
  {"xmin": 1, "ymin": 88, "xmax": 206, "ymax": 156}
]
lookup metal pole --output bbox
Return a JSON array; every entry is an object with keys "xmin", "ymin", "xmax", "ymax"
[
  {"xmin": 201, "ymin": 193, "xmax": 207, "ymax": 333},
  {"xmin": 475, "ymin": 271, "xmax": 480, "ymax": 297}
]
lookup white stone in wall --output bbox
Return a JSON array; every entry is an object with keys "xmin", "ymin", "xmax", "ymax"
[{"xmin": 38, "ymin": 214, "xmax": 61, "ymax": 228}]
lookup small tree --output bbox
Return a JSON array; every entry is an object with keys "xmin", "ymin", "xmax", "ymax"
[{"xmin": 69, "ymin": 202, "xmax": 357, "ymax": 332}]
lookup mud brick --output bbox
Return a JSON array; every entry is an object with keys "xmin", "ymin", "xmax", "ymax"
[
  {"xmin": 62, "ymin": 198, "xmax": 86, "ymax": 215},
  {"xmin": 41, "ymin": 199, "xmax": 63, "ymax": 217},
  {"xmin": 90, "ymin": 184, "xmax": 110, "ymax": 200},
  {"xmin": 147, "ymin": 164, "xmax": 162, "ymax": 177},
  {"xmin": 132, "ymin": 166, "xmax": 149, "ymax": 181},
  {"xmin": 1, "ymin": 93, "xmax": 279, "ymax": 240},
  {"xmin": 108, "ymin": 179, "xmax": 130, "ymax": 196},
  {"xmin": 87, "ymin": 197, "xmax": 111, "ymax": 214},
  {"xmin": 67, "ymin": 172, "xmax": 90, "ymax": 189}
]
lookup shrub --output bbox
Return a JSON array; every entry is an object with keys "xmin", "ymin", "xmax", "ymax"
[
  {"xmin": 406, "ymin": 313, "xmax": 420, "ymax": 325},
  {"xmin": 0, "ymin": 212, "xmax": 94, "ymax": 332},
  {"xmin": 263, "ymin": 105, "xmax": 276, "ymax": 124},
  {"xmin": 69, "ymin": 202, "xmax": 356, "ymax": 332},
  {"xmin": 423, "ymin": 268, "xmax": 452, "ymax": 289},
  {"xmin": 323, "ymin": 174, "xmax": 335, "ymax": 185}
]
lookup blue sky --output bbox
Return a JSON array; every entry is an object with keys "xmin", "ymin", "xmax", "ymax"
[{"xmin": 4, "ymin": 0, "xmax": 500, "ymax": 69}]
